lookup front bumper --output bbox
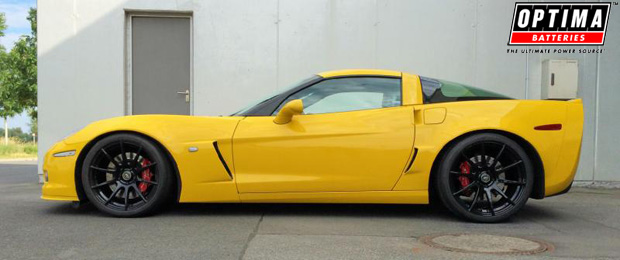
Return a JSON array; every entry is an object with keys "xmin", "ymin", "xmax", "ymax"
[{"xmin": 41, "ymin": 141, "xmax": 86, "ymax": 201}]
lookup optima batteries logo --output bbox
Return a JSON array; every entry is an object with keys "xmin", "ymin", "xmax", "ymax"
[{"xmin": 508, "ymin": 2, "xmax": 611, "ymax": 45}]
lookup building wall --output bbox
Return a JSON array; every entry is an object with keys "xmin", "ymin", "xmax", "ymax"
[{"xmin": 38, "ymin": 0, "xmax": 620, "ymax": 181}]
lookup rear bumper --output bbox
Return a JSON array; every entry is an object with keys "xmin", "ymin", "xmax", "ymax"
[
  {"xmin": 544, "ymin": 99, "xmax": 583, "ymax": 197},
  {"xmin": 546, "ymin": 181, "xmax": 573, "ymax": 198}
]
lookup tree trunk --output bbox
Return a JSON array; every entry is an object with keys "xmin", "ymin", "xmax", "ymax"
[{"xmin": 3, "ymin": 117, "xmax": 7, "ymax": 145}]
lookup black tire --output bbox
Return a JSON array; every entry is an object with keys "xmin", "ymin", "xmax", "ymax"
[
  {"xmin": 435, "ymin": 133, "xmax": 534, "ymax": 223},
  {"xmin": 81, "ymin": 133, "xmax": 173, "ymax": 217}
]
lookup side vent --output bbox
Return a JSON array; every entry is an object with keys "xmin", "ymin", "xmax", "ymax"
[
  {"xmin": 212, "ymin": 141, "xmax": 233, "ymax": 179},
  {"xmin": 404, "ymin": 148, "xmax": 418, "ymax": 173}
]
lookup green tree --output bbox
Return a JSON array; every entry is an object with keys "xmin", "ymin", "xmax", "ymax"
[
  {"xmin": 0, "ymin": 12, "xmax": 6, "ymax": 38},
  {"xmin": 0, "ymin": 9, "xmax": 37, "ymax": 145},
  {"xmin": 6, "ymin": 8, "xmax": 37, "ymax": 118},
  {"xmin": 0, "ymin": 12, "xmax": 21, "ymax": 145},
  {"xmin": 1, "ymin": 59, "xmax": 22, "ymax": 145},
  {"xmin": 29, "ymin": 116, "xmax": 37, "ymax": 135},
  {"xmin": 0, "ymin": 127, "xmax": 30, "ymax": 143}
]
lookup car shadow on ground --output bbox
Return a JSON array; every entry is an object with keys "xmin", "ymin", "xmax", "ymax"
[
  {"xmin": 518, "ymin": 202, "xmax": 565, "ymax": 220},
  {"xmin": 42, "ymin": 200, "xmax": 563, "ymax": 223},
  {"xmin": 171, "ymin": 202, "xmax": 448, "ymax": 218},
  {"xmin": 43, "ymin": 200, "xmax": 450, "ymax": 218}
]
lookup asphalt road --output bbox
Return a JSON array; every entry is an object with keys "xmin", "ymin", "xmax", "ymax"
[{"xmin": 1, "ymin": 161, "xmax": 619, "ymax": 260}]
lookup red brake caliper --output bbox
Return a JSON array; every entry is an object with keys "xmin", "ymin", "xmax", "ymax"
[
  {"xmin": 138, "ymin": 158, "xmax": 152, "ymax": 193},
  {"xmin": 458, "ymin": 161, "xmax": 472, "ymax": 195}
]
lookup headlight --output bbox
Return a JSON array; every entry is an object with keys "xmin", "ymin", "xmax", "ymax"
[{"xmin": 53, "ymin": 150, "xmax": 76, "ymax": 157}]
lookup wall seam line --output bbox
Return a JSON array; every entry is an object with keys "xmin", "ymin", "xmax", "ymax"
[
  {"xmin": 276, "ymin": 0, "xmax": 280, "ymax": 90},
  {"xmin": 473, "ymin": 0, "xmax": 478, "ymax": 86},
  {"xmin": 593, "ymin": 45, "xmax": 601, "ymax": 181},
  {"xmin": 375, "ymin": 0, "xmax": 379, "ymax": 67}
]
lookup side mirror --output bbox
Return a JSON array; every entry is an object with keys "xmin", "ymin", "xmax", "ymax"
[{"xmin": 274, "ymin": 99, "xmax": 303, "ymax": 124}]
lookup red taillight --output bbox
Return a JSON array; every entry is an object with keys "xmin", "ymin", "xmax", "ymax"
[{"xmin": 534, "ymin": 124, "xmax": 562, "ymax": 131}]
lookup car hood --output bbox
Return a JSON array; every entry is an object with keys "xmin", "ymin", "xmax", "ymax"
[{"xmin": 63, "ymin": 115, "xmax": 243, "ymax": 146}]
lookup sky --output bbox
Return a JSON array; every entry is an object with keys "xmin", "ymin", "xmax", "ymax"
[{"xmin": 0, "ymin": 0, "xmax": 36, "ymax": 133}]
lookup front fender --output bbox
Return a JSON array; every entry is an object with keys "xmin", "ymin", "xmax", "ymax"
[{"xmin": 43, "ymin": 115, "xmax": 243, "ymax": 203}]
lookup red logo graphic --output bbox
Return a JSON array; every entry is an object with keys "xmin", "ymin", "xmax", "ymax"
[{"xmin": 508, "ymin": 2, "xmax": 611, "ymax": 45}]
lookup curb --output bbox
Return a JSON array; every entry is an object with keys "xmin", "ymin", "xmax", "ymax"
[
  {"xmin": 0, "ymin": 158, "xmax": 38, "ymax": 162},
  {"xmin": 573, "ymin": 181, "xmax": 620, "ymax": 189}
]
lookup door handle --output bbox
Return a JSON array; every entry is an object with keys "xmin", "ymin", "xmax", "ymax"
[
  {"xmin": 177, "ymin": 90, "xmax": 190, "ymax": 103},
  {"xmin": 550, "ymin": 73, "xmax": 555, "ymax": 86}
]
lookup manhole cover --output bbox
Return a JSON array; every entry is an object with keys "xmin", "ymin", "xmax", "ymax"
[{"xmin": 420, "ymin": 234, "xmax": 553, "ymax": 255}]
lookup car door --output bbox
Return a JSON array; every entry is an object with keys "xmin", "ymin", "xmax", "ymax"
[{"xmin": 232, "ymin": 76, "xmax": 415, "ymax": 193}]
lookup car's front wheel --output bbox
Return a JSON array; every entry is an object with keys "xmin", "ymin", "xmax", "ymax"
[
  {"xmin": 435, "ymin": 133, "xmax": 534, "ymax": 223},
  {"xmin": 81, "ymin": 133, "xmax": 173, "ymax": 217}
]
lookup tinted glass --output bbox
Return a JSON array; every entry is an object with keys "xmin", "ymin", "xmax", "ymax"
[
  {"xmin": 274, "ymin": 77, "xmax": 401, "ymax": 115},
  {"xmin": 420, "ymin": 76, "xmax": 512, "ymax": 104}
]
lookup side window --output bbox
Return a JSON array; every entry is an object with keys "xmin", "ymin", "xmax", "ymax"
[
  {"xmin": 273, "ymin": 77, "xmax": 401, "ymax": 115},
  {"xmin": 419, "ymin": 76, "xmax": 511, "ymax": 104}
]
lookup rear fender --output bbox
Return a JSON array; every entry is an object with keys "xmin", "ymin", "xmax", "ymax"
[{"xmin": 393, "ymin": 100, "xmax": 581, "ymax": 197}]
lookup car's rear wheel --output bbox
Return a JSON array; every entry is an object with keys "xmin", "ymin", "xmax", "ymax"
[
  {"xmin": 435, "ymin": 133, "xmax": 533, "ymax": 223},
  {"xmin": 81, "ymin": 133, "xmax": 172, "ymax": 217}
]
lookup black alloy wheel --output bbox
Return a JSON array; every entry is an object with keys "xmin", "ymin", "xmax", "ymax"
[
  {"xmin": 81, "ymin": 133, "xmax": 172, "ymax": 217},
  {"xmin": 435, "ymin": 133, "xmax": 533, "ymax": 223}
]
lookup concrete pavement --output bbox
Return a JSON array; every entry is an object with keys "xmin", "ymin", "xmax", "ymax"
[{"xmin": 1, "ymin": 161, "xmax": 619, "ymax": 259}]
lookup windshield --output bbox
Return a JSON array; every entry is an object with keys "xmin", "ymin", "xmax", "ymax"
[
  {"xmin": 232, "ymin": 92, "xmax": 281, "ymax": 116},
  {"xmin": 419, "ymin": 76, "xmax": 512, "ymax": 103},
  {"xmin": 232, "ymin": 75, "xmax": 320, "ymax": 116}
]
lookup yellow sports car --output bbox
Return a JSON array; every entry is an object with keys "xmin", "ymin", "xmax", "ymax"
[{"xmin": 42, "ymin": 69, "xmax": 583, "ymax": 222}]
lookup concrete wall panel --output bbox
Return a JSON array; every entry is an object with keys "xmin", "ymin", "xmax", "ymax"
[
  {"xmin": 38, "ymin": 0, "xmax": 620, "ymax": 182},
  {"xmin": 191, "ymin": 0, "xmax": 279, "ymax": 116},
  {"xmin": 376, "ymin": 0, "xmax": 476, "ymax": 84},
  {"xmin": 594, "ymin": 9, "xmax": 620, "ymax": 181}
]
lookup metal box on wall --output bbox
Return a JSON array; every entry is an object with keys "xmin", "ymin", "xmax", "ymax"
[{"xmin": 541, "ymin": 60, "xmax": 579, "ymax": 99}]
